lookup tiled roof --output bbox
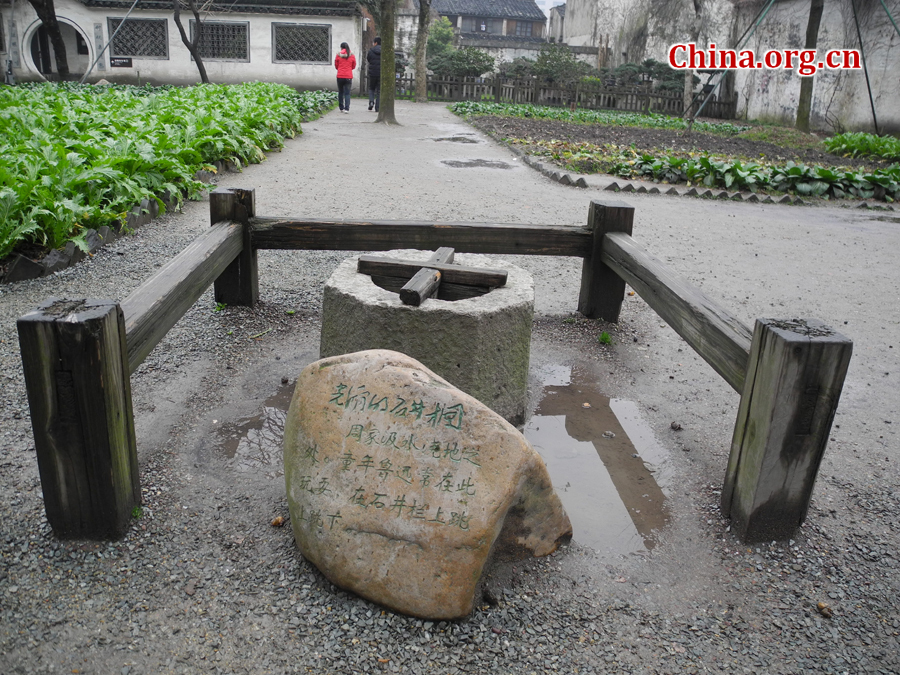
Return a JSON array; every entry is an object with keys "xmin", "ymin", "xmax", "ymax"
[
  {"xmin": 78, "ymin": 0, "xmax": 358, "ymax": 15},
  {"xmin": 460, "ymin": 33, "xmax": 546, "ymax": 44},
  {"xmin": 424, "ymin": 0, "xmax": 546, "ymax": 21},
  {"xmin": 551, "ymin": 4, "xmax": 565, "ymax": 16}
]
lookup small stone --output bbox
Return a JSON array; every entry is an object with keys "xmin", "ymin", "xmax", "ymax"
[
  {"xmin": 665, "ymin": 187, "xmax": 680, "ymax": 196},
  {"xmin": 619, "ymin": 183, "xmax": 635, "ymax": 193},
  {"xmin": 604, "ymin": 182, "xmax": 621, "ymax": 192}
]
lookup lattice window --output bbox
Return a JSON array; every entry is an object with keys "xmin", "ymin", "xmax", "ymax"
[
  {"xmin": 190, "ymin": 20, "xmax": 249, "ymax": 61},
  {"xmin": 108, "ymin": 18, "xmax": 168, "ymax": 59},
  {"xmin": 515, "ymin": 22, "xmax": 533, "ymax": 37},
  {"xmin": 272, "ymin": 23, "xmax": 329, "ymax": 63}
]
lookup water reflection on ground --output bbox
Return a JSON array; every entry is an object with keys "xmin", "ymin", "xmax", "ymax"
[{"xmin": 525, "ymin": 365, "xmax": 670, "ymax": 555}]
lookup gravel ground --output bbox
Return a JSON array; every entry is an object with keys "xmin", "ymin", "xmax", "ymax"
[{"xmin": 1, "ymin": 101, "xmax": 899, "ymax": 674}]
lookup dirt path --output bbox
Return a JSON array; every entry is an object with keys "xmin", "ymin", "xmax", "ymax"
[{"xmin": 1, "ymin": 100, "xmax": 898, "ymax": 674}]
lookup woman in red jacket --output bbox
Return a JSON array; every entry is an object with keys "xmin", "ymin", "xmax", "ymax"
[{"xmin": 334, "ymin": 42, "xmax": 357, "ymax": 114}]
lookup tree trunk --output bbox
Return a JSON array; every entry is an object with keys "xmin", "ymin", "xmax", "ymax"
[
  {"xmin": 796, "ymin": 0, "xmax": 824, "ymax": 132},
  {"xmin": 375, "ymin": 0, "xmax": 399, "ymax": 124},
  {"xmin": 173, "ymin": 0, "xmax": 210, "ymax": 84},
  {"xmin": 414, "ymin": 0, "xmax": 432, "ymax": 103},
  {"xmin": 683, "ymin": 69, "xmax": 693, "ymax": 116},
  {"xmin": 27, "ymin": 0, "xmax": 70, "ymax": 80}
]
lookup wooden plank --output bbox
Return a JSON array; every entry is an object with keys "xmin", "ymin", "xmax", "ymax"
[
  {"xmin": 398, "ymin": 247, "xmax": 456, "ymax": 306},
  {"xmin": 210, "ymin": 187, "xmax": 258, "ymax": 307},
  {"xmin": 17, "ymin": 298, "xmax": 139, "ymax": 539},
  {"xmin": 577, "ymin": 201, "xmax": 634, "ymax": 321},
  {"xmin": 251, "ymin": 218, "xmax": 592, "ymax": 257},
  {"xmin": 370, "ymin": 275, "xmax": 491, "ymax": 301},
  {"xmin": 400, "ymin": 268, "xmax": 442, "ymax": 306},
  {"xmin": 601, "ymin": 230, "xmax": 752, "ymax": 393},
  {"xmin": 122, "ymin": 221, "xmax": 243, "ymax": 373},
  {"xmin": 358, "ymin": 255, "xmax": 508, "ymax": 287},
  {"xmin": 721, "ymin": 319, "xmax": 852, "ymax": 542}
]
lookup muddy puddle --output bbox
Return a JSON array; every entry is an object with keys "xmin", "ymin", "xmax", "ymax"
[
  {"xmin": 441, "ymin": 159, "xmax": 514, "ymax": 169},
  {"xmin": 215, "ymin": 384, "xmax": 294, "ymax": 479},
  {"xmin": 213, "ymin": 363, "xmax": 670, "ymax": 554},
  {"xmin": 433, "ymin": 136, "xmax": 480, "ymax": 143},
  {"xmin": 524, "ymin": 364, "xmax": 671, "ymax": 555}
]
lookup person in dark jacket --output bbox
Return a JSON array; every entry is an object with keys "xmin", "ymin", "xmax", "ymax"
[
  {"xmin": 334, "ymin": 42, "xmax": 356, "ymax": 113},
  {"xmin": 366, "ymin": 37, "xmax": 382, "ymax": 112}
]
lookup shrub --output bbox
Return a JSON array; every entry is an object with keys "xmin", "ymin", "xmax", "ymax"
[{"xmin": 430, "ymin": 47, "xmax": 495, "ymax": 78}]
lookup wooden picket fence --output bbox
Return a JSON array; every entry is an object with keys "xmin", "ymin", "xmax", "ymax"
[
  {"xmin": 17, "ymin": 191, "xmax": 848, "ymax": 542},
  {"xmin": 394, "ymin": 75, "xmax": 739, "ymax": 119}
]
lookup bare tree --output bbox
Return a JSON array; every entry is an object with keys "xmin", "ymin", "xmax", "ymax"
[
  {"xmin": 27, "ymin": 0, "xmax": 70, "ymax": 79},
  {"xmin": 173, "ymin": 0, "xmax": 210, "ymax": 84},
  {"xmin": 375, "ymin": 0, "xmax": 399, "ymax": 124},
  {"xmin": 796, "ymin": 0, "xmax": 824, "ymax": 132},
  {"xmin": 414, "ymin": 0, "xmax": 432, "ymax": 102}
]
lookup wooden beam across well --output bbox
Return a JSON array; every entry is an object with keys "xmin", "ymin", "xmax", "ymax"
[
  {"xmin": 250, "ymin": 218, "xmax": 593, "ymax": 257},
  {"xmin": 357, "ymin": 255, "xmax": 508, "ymax": 288},
  {"xmin": 121, "ymin": 221, "xmax": 243, "ymax": 374},
  {"xmin": 601, "ymin": 231, "xmax": 753, "ymax": 393}
]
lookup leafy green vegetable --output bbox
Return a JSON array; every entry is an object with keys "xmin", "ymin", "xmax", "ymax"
[
  {"xmin": 0, "ymin": 83, "xmax": 337, "ymax": 259},
  {"xmin": 450, "ymin": 101, "xmax": 749, "ymax": 136},
  {"xmin": 824, "ymin": 132, "xmax": 900, "ymax": 162}
]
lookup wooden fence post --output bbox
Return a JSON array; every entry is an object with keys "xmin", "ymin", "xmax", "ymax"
[
  {"xmin": 721, "ymin": 318, "xmax": 852, "ymax": 542},
  {"xmin": 577, "ymin": 200, "xmax": 634, "ymax": 321},
  {"xmin": 209, "ymin": 187, "xmax": 257, "ymax": 307},
  {"xmin": 17, "ymin": 298, "xmax": 139, "ymax": 539}
]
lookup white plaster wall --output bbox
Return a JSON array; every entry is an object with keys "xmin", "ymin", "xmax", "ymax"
[
  {"xmin": 734, "ymin": 0, "xmax": 900, "ymax": 133},
  {"xmin": 562, "ymin": 0, "xmax": 899, "ymax": 133},
  {"xmin": 9, "ymin": 0, "xmax": 362, "ymax": 91}
]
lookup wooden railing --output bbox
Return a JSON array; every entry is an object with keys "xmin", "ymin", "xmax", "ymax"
[
  {"xmin": 17, "ymin": 191, "xmax": 848, "ymax": 542},
  {"xmin": 394, "ymin": 75, "xmax": 739, "ymax": 119}
]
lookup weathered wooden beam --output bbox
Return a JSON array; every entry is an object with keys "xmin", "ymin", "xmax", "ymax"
[
  {"xmin": 251, "ymin": 218, "xmax": 593, "ymax": 257},
  {"xmin": 121, "ymin": 221, "xmax": 243, "ymax": 373},
  {"xmin": 721, "ymin": 319, "xmax": 852, "ymax": 542},
  {"xmin": 357, "ymin": 256, "xmax": 508, "ymax": 288},
  {"xmin": 399, "ymin": 247, "xmax": 456, "ymax": 306},
  {"xmin": 370, "ymin": 276, "xmax": 491, "ymax": 301},
  {"xmin": 210, "ymin": 187, "xmax": 258, "ymax": 307},
  {"xmin": 601, "ymin": 231, "xmax": 753, "ymax": 393},
  {"xmin": 17, "ymin": 298, "xmax": 139, "ymax": 539},
  {"xmin": 577, "ymin": 201, "xmax": 634, "ymax": 321}
]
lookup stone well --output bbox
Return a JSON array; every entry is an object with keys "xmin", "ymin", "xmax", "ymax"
[{"xmin": 319, "ymin": 250, "xmax": 534, "ymax": 426}]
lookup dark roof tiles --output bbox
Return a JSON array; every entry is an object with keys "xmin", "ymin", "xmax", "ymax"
[
  {"xmin": 79, "ymin": 0, "xmax": 358, "ymax": 15},
  {"xmin": 425, "ymin": 0, "xmax": 546, "ymax": 21}
]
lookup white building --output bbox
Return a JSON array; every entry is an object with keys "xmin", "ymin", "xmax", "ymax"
[{"xmin": 1, "ymin": 0, "xmax": 364, "ymax": 90}]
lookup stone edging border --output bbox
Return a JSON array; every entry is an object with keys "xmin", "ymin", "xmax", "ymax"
[
  {"xmin": 498, "ymin": 133, "xmax": 895, "ymax": 211},
  {"xmin": 1, "ymin": 162, "xmax": 230, "ymax": 284}
]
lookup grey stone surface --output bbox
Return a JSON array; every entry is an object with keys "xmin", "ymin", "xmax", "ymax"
[
  {"xmin": 319, "ymin": 251, "xmax": 534, "ymax": 426},
  {"xmin": 2, "ymin": 253, "xmax": 44, "ymax": 282},
  {"xmin": 40, "ymin": 249, "xmax": 71, "ymax": 275}
]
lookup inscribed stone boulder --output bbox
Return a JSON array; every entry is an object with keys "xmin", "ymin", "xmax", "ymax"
[{"xmin": 284, "ymin": 350, "xmax": 571, "ymax": 620}]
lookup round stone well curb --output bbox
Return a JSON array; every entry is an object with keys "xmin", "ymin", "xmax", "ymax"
[{"xmin": 319, "ymin": 250, "xmax": 534, "ymax": 426}]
